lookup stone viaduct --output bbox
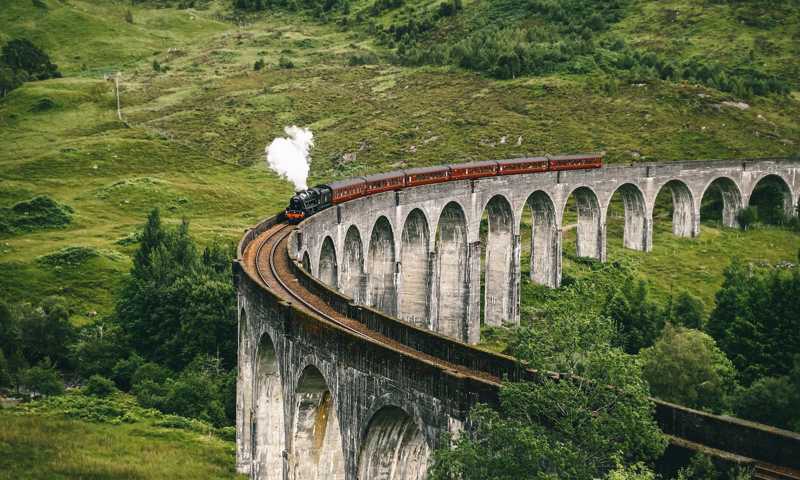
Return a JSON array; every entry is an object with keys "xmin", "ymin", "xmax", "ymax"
[
  {"xmin": 235, "ymin": 158, "xmax": 800, "ymax": 480},
  {"xmin": 296, "ymin": 158, "xmax": 799, "ymax": 343}
]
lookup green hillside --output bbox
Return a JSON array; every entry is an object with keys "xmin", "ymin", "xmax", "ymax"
[{"xmin": 0, "ymin": 0, "xmax": 799, "ymax": 472}]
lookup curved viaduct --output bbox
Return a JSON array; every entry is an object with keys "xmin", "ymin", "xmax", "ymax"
[{"xmin": 235, "ymin": 158, "xmax": 800, "ymax": 480}]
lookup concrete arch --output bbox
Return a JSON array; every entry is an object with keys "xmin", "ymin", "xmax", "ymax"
[
  {"xmin": 428, "ymin": 199, "xmax": 470, "ymax": 246},
  {"xmin": 700, "ymin": 176, "xmax": 743, "ymax": 228},
  {"xmin": 563, "ymin": 186, "xmax": 604, "ymax": 260},
  {"xmin": 318, "ymin": 236, "xmax": 338, "ymax": 289},
  {"xmin": 367, "ymin": 216, "xmax": 397, "ymax": 316},
  {"xmin": 749, "ymin": 173, "xmax": 796, "ymax": 222},
  {"xmin": 399, "ymin": 209, "xmax": 430, "ymax": 328},
  {"xmin": 481, "ymin": 195, "xmax": 516, "ymax": 326},
  {"xmin": 342, "ymin": 225, "xmax": 365, "ymax": 303},
  {"xmin": 435, "ymin": 202, "xmax": 469, "ymax": 341},
  {"xmin": 357, "ymin": 406, "xmax": 429, "ymax": 480},
  {"xmin": 523, "ymin": 190, "xmax": 560, "ymax": 288},
  {"xmin": 302, "ymin": 251, "xmax": 311, "ymax": 272},
  {"xmin": 291, "ymin": 365, "xmax": 345, "ymax": 480},
  {"xmin": 653, "ymin": 179, "xmax": 697, "ymax": 238},
  {"xmin": 606, "ymin": 183, "xmax": 650, "ymax": 252},
  {"xmin": 253, "ymin": 332, "xmax": 286, "ymax": 480}
]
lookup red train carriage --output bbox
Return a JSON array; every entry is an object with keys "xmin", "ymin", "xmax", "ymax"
[
  {"xmin": 328, "ymin": 178, "xmax": 367, "ymax": 204},
  {"xmin": 405, "ymin": 166, "xmax": 450, "ymax": 187},
  {"xmin": 548, "ymin": 153, "xmax": 603, "ymax": 171},
  {"xmin": 364, "ymin": 170, "xmax": 407, "ymax": 195},
  {"xmin": 448, "ymin": 160, "xmax": 499, "ymax": 181},
  {"xmin": 497, "ymin": 157, "xmax": 549, "ymax": 175}
]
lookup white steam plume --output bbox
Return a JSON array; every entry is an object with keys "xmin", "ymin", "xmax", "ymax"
[{"xmin": 265, "ymin": 126, "xmax": 314, "ymax": 191}]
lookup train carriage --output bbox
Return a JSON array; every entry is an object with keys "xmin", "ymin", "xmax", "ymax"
[
  {"xmin": 448, "ymin": 160, "xmax": 499, "ymax": 181},
  {"xmin": 364, "ymin": 170, "xmax": 407, "ymax": 195},
  {"xmin": 497, "ymin": 157, "xmax": 549, "ymax": 176},
  {"xmin": 328, "ymin": 178, "xmax": 367, "ymax": 204},
  {"xmin": 548, "ymin": 153, "xmax": 603, "ymax": 171},
  {"xmin": 405, "ymin": 166, "xmax": 450, "ymax": 187}
]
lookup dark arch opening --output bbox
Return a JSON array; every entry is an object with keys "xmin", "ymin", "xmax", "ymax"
[
  {"xmin": 319, "ymin": 236, "xmax": 338, "ymax": 288},
  {"xmin": 435, "ymin": 202, "xmax": 468, "ymax": 341},
  {"xmin": 399, "ymin": 209, "xmax": 430, "ymax": 328},
  {"xmin": 367, "ymin": 216, "xmax": 397, "ymax": 316},
  {"xmin": 700, "ymin": 177, "xmax": 743, "ymax": 229},
  {"xmin": 749, "ymin": 174, "xmax": 794, "ymax": 225},
  {"xmin": 253, "ymin": 333, "xmax": 285, "ymax": 480},
  {"xmin": 357, "ymin": 406, "xmax": 429, "ymax": 480},
  {"xmin": 606, "ymin": 183, "xmax": 648, "ymax": 253},
  {"xmin": 342, "ymin": 226, "xmax": 365, "ymax": 303},
  {"xmin": 302, "ymin": 251, "xmax": 311, "ymax": 272},
  {"xmin": 479, "ymin": 195, "xmax": 515, "ymax": 327},
  {"xmin": 292, "ymin": 366, "xmax": 345, "ymax": 480},
  {"xmin": 653, "ymin": 179, "xmax": 696, "ymax": 238}
]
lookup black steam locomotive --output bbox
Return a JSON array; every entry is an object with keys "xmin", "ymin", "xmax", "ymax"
[{"xmin": 285, "ymin": 154, "xmax": 603, "ymax": 223}]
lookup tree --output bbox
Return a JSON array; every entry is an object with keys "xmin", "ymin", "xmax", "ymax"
[
  {"xmin": 731, "ymin": 356, "xmax": 800, "ymax": 431},
  {"xmin": 735, "ymin": 207, "xmax": 757, "ymax": 230},
  {"xmin": 639, "ymin": 325, "xmax": 736, "ymax": 412},
  {"xmin": 0, "ymin": 349, "xmax": 11, "ymax": 389},
  {"xmin": 116, "ymin": 210, "xmax": 236, "ymax": 371},
  {"xmin": 429, "ymin": 349, "xmax": 666, "ymax": 480},
  {"xmin": 20, "ymin": 360, "xmax": 64, "ymax": 397},
  {"xmin": 0, "ymin": 38, "xmax": 60, "ymax": 81},
  {"xmin": 667, "ymin": 291, "xmax": 706, "ymax": 330},
  {"xmin": 707, "ymin": 258, "xmax": 800, "ymax": 385},
  {"xmin": 16, "ymin": 297, "xmax": 76, "ymax": 369},
  {"xmin": 84, "ymin": 374, "xmax": 117, "ymax": 397},
  {"xmin": 603, "ymin": 277, "xmax": 663, "ymax": 353}
]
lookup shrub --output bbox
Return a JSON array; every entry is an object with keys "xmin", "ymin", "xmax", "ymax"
[
  {"xmin": 125, "ymin": 9, "xmax": 134, "ymax": 23},
  {"xmin": 37, "ymin": 246, "xmax": 98, "ymax": 267},
  {"xmin": 0, "ymin": 195, "xmax": 73, "ymax": 235},
  {"xmin": 0, "ymin": 349, "xmax": 11, "ymax": 389},
  {"xmin": 736, "ymin": 207, "xmax": 757, "ymax": 230},
  {"xmin": 112, "ymin": 353, "xmax": 145, "ymax": 391},
  {"xmin": 278, "ymin": 56, "xmax": 294, "ymax": 69},
  {"xmin": 1, "ymin": 38, "xmax": 61, "ymax": 81},
  {"xmin": 21, "ymin": 361, "xmax": 64, "ymax": 397},
  {"xmin": 84, "ymin": 375, "xmax": 118, "ymax": 397},
  {"xmin": 639, "ymin": 325, "xmax": 736, "ymax": 412},
  {"xmin": 132, "ymin": 362, "xmax": 171, "ymax": 387},
  {"xmin": 253, "ymin": 58, "xmax": 265, "ymax": 70}
]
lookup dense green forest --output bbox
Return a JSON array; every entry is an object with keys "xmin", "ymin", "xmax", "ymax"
[{"xmin": 1, "ymin": 0, "xmax": 799, "ymax": 477}]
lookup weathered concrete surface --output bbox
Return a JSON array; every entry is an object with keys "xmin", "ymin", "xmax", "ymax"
[{"xmin": 297, "ymin": 159, "xmax": 799, "ymax": 345}]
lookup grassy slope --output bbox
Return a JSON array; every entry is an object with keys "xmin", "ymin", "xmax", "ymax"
[
  {"xmin": 1, "ymin": 0, "xmax": 798, "ymax": 316},
  {"xmin": 0, "ymin": 409, "xmax": 240, "ymax": 479}
]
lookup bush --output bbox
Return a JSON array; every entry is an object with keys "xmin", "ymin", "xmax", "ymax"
[
  {"xmin": 639, "ymin": 325, "xmax": 736, "ymax": 412},
  {"xmin": 0, "ymin": 349, "xmax": 12, "ymax": 389},
  {"xmin": 125, "ymin": 9, "xmax": 134, "ymax": 23},
  {"xmin": 0, "ymin": 195, "xmax": 73, "ymax": 235},
  {"xmin": 1, "ymin": 38, "xmax": 60, "ymax": 81},
  {"xmin": 21, "ymin": 361, "xmax": 64, "ymax": 397},
  {"xmin": 735, "ymin": 207, "xmax": 757, "ymax": 230},
  {"xmin": 253, "ymin": 58, "xmax": 265, "ymax": 70},
  {"xmin": 112, "ymin": 353, "xmax": 145, "ymax": 391},
  {"xmin": 278, "ymin": 56, "xmax": 294, "ymax": 69},
  {"xmin": 84, "ymin": 375, "xmax": 118, "ymax": 397}
]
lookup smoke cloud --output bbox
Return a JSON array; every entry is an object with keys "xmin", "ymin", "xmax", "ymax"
[{"xmin": 265, "ymin": 126, "xmax": 314, "ymax": 191}]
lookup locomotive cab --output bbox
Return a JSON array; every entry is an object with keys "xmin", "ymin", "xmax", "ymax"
[{"xmin": 285, "ymin": 186, "xmax": 332, "ymax": 223}]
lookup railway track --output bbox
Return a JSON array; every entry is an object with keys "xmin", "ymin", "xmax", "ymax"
[{"xmin": 245, "ymin": 220, "xmax": 501, "ymax": 385}]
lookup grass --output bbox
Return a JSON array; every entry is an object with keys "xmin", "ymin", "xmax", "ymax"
[{"xmin": 0, "ymin": 393, "xmax": 242, "ymax": 480}]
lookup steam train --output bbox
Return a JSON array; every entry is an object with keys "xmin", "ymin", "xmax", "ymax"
[{"xmin": 285, "ymin": 153, "xmax": 603, "ymax": 222}]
